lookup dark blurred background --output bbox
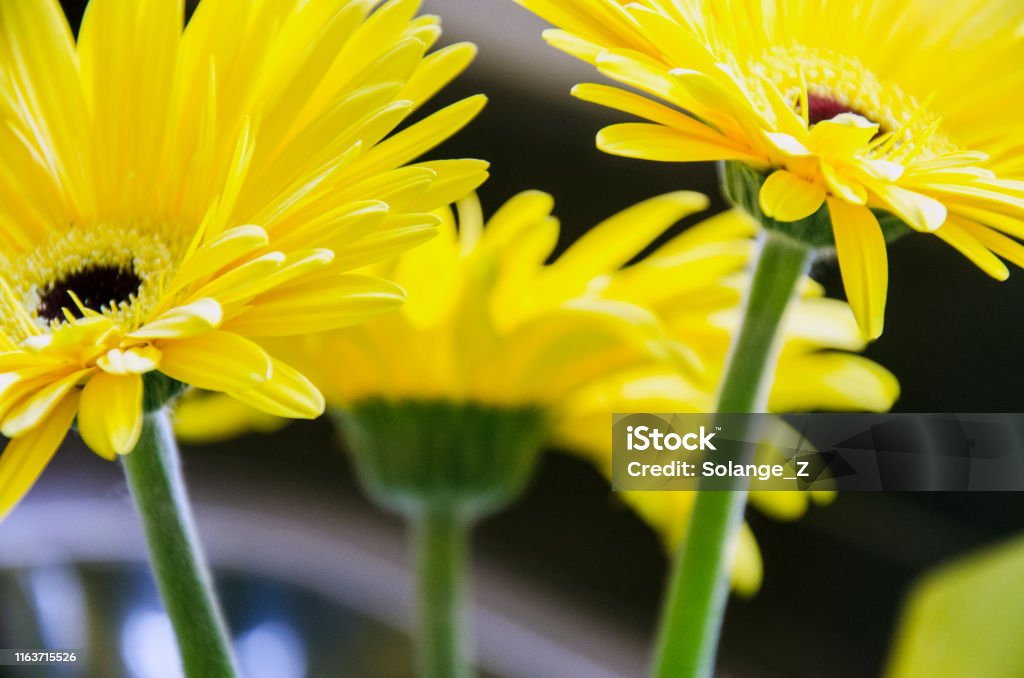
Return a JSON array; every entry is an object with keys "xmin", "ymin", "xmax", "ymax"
[{"xmin": 2, "ymin": 1, "xmax": 1023, "ymax": 676}]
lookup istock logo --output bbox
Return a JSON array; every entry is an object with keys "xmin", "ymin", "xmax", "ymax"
[{"xmin": 626, "ymin": 425, "xmax": 717, "ymax": 451}]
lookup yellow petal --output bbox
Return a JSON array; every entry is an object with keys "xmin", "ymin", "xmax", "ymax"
[
  {"xmin": 481, "ymin": 191, "xmax": 555, "ymax": 250},
  {"xmin": 400, "ymin": 42, "xmax": 477, "ymax": 111},
  {"xmin": 624, "ymin": 4, "xmax": 721, "ymax": 75},
  {"xmin": 496, "ymin": 300, "xmax": 663, "ymax": 401},
  {"xmin": 822, "ymin": 164, "xmax": 868, "ymax": 205},
  {"xmin": 331, "ymin": 165, "xmax": 435, "ymax": 211},
  {"xmin": 345, "ymin": 95, "xmax": 487, "ymax": 178},
  {"xmin": 554, "ymin": 192, "xmax": 710, "ymax": 285},
  {"xmin": 543, "ymin": 28, "xmax": 602, "ymax": 63},
  {"xmin": 97, "ymin": 346, "xmax": 162, "ymax": 375},
  {"xmin": 0, "ymin": 0, "xmax": 90, "ymax": 212},
  {"xmin": 0, "ymin": 389, "xmax": 79, "ymax": 521},
  {"xmin": 267, "ymin": 200, "xmax": 388, "ymax": 257},
  {"xmin": 1, "ymin": 369, "xmax": 89, "ymax": 438},
  {"xmin": 78, "ymin": 372, "xmax": 144, "ymax": 459},
  {"xmin": 606, "ymin": 242, "xmax": 751, "ymax": 308},
  {"xmin": 573, "ymin": 82, "xmax": 701, "ymax": 129},
  {"xmin": 828, "ymin": 198, "xmax": 888, "ymax": 340},
  {"xmin": 651, "ymin": 209, "xmax": 758, "ymax": 255},
  {"xmin": 781, "ymin": 297, "xmax": 866, "ymax": 351},
  {"xmin": 0, "ymin": 352, "xmax": 66, "ymax": 373},
  {"xmin": 749, "ymin": 491, "xmax": 811, "ymax": 521},
  {"xmin": 667, "ymin": 67, "xmax": 770, "ymax": 151},
  {"xmin": 526, "ymin": 0, "xmax": 639, "ymax": 50},
  {"xmin": 933, "ymin": 219, "xmax": 1009, "ymax": 280},
  {"xmin": 328, "ymin": 217, "xmax": 439, "ymax": 271},
  {"xmin": 158, "ymin": 332, "xmax": 272, "ymax": 392},
  {"xmin": 390, "ymin": 210, "xmax": 461, "ymax": 329},
  {"xmin": 188, "ymin": 253, "xmax": 286, "ymax": 306},
  {"xmin": 913, "ymin": 181, "xmax": 1024, "ymax": 217},
  {"xmin": 597, "ymin": 122, "xmax": 762, "ymax": 164},
  {"xmin": 223, "ymin": 275, "xmax": 406, "ymax": 336},
  {"xmin": 955, "ymin": 220, "xmax": 1024, "ymax": 270},
  {"xmin": 130, "ymin": 299, "xmax": 224, "ymax": 340},
  {"xmin": 730, "ymin": 522, "xmax": 764, "ymax": 597},
  {"xmin": 167, "ymin": 226, "xmax": 270, "ymax": 295},
  {"xmin": 585, "ymin": 67, "xmax": 747, "ymax": 149},
  {"xmin": 870, "ymin": 182, "xmax": 948, "ymax": 232},
  {"xmin": 230, "ymin": 249, "xmax": 336, "ymax": 301},
  {"xmin": 0, "ymin": 372, "xmax": 52, "ymax": 423},
  {"xmin": 760, "ymin": 170, "xmax": 827, "ymax": 221},
  {"xmin": 764, "ymin": 132, "xmax": 813, "ymax": 158},
  {"xmin": 807, "ymin": 115, "xmax": 879, "ymax": 157},
  {"xmin": 173, "ymin": 391, "xmax": 288, "ymax": 444},
  {"xmin": 77, "ymin": 0, "xmax": 183, "ymax": 208},
  {"xmin": 769, "ymin": 353, "xmax": 900, "ymax": 413},
  {"xmin": 405, "ymin": 159, "xmax": 490, "ymax": 213},
  {"xmin": 228, "ymin": 359, "xmax": 325, "ymax": 419}
]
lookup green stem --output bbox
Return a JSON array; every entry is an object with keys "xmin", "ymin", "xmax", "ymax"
[
  {"xmin": 414, "ymin": 509, "xmax": 470, "ymax": 678},
  {"xmin": 651, "ymin": 231, "xmax": 813, "ymax": 678},
  {"xmin": 122, "ymin": 410, "xmax": 237, "ymax": 678},
  {"xmin": 715, "ymin": 232, "xmax": 815, "ymax": 413}
]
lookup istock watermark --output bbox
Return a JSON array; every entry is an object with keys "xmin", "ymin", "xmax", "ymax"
[
  {"xmin": 626, "ymin": 424, "xmax": 717, "ymax": 451},
  {"xmin": 612, "ymin": 413, "xmax": 1024, "ymax": 491}
]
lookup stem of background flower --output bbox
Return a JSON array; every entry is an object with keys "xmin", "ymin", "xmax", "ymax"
[
  {"xmin": 414, "ymin": 509, "xmax": 470, "ymax": 678},
  {"xmin": 651, "ymin": 230, "xmax": 814, "ymax": 678},
  {"xmin": 121, "ymin": 410, "xmax": 237, "ymax": 678}
]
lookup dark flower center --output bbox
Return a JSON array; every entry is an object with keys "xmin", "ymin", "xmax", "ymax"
[
  {"xmin": 806, "ymin": 93, "xmax": 864, "ymax": 125},
  {"xmin": 37, "ymin": 265, "xmax": 142, "ymax": 322},
  {"xmin": 804, "ymin": 93, "xmax": 887, "ymax": 139}
]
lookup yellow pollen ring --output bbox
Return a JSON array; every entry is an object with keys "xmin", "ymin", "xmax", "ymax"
[
  {"xmin": 0, "ymin": 222, "xmax": 189, "ymax": 341},
  {"xmin": 751, "ymin": 45, "xmax": 958, "ymax": 162}
]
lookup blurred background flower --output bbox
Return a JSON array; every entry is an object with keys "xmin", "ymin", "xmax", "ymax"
[
  {"xmin": 176, "ymin": 188, "xmax": 896, "ymax": 590},
  {"xmin": 887, "ymin": 533, "xmax": 1024, "ymax": 678}
]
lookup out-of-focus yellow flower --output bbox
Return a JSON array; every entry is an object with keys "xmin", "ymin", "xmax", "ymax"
[
  {"xmin": 271, "ymin": 192, "xmax": 696, "ymax": 408},
  {"xmin": 513, "ymin": 0, "xmax": 1024, "ymax": 339},
  {"xmin": 887, "ymin": 534, "xmax": 1024, "ymax": 678},
  {"xmin": 0, "ymin": 0, "xmax": 488, "ymax": 519},
  {"xmin": 178, "ymin": 191, "xmax": 898, "ymax": 593},
  {"xmin": 546, "ymin": 205, "xmax": 898, "ymax": 594}
]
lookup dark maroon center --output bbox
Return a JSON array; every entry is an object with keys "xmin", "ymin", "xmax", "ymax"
[
  {"xmin": 805, "ymin": 93, "xmax": 863, "ymax": 126},
  {"xmin": 37, "ymin": 265, "xmax": 141, "ymax": 322}
]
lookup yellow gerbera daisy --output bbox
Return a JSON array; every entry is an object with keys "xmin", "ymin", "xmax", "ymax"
[
  {"xmin": 0, "ymin": 0, "xmax": 488, "ymax": 519},
  {"xmin": 177, "ymin": 191, "xmax": 899, "ymax": 592},
  {"xmin": 513, "ymin": 0, "xmax": 1024, "ymax": 339}
]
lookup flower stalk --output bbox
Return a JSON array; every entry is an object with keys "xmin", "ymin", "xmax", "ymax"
[
  {"xmin": 651, "ymin": 229, "xmax": 813, "ymax": 678},
  {"xmin": 414, "ymin": 509, "xmax": 470, "ymax": 678},
  {"xmin": 337, "ymin": 400, "xmax": 549, "ymax": 678},
  {"xmin": 121, "ymin": 410, "xmax": 237, "ymax": 678}
]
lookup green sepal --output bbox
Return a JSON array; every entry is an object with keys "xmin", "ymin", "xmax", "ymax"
[
  {"xmin": 335, "ymin": 399, "xmax": 550, "ymax": 520},
  {"xmin": 143, "ymin": 372, "xmax": 189, "ymax": 413},
  {"xmin": 721, "ymin": 161, "xmax": 912, "ymax": 250}
]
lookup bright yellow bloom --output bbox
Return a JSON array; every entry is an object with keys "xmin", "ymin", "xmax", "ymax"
[
  {"xmin": 0, "ymin": 0, "xmax": 487, "ymax": 518},
  {"xmin": 513, "ymin": 0, "xmax": 1024, "ymax": 339},
  {"xmin": 178, "ymin": 191, "xmax": 898, "ymax": 592}
]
